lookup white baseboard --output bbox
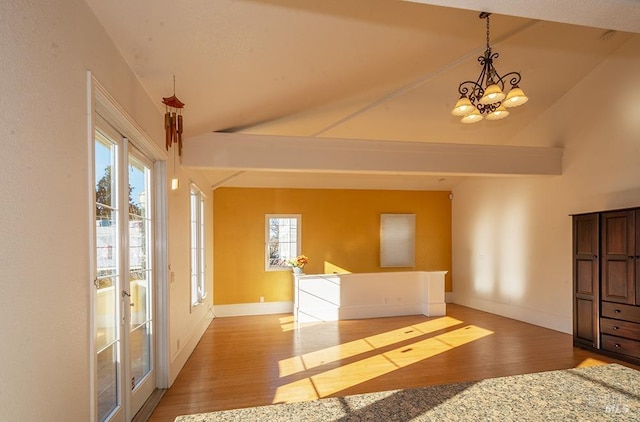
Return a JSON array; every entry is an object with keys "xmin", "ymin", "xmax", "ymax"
[
  {"xmin": 169, "ymin": 310, "xmax": 213, "ymax": 385},
  {"xmin": 339, "ymin": 303, "xmax": 424, "ymax": 320},
  {"xmin": 211, "ymin": 294, "xmax": 456, "ymax": 319},
  {"xmin": 214, "ymin": 301, "xmax": 293, "ymax": 317},
  {"xmin": 453, "ymin": 294, "xmax": 571, "ymax": 334}
]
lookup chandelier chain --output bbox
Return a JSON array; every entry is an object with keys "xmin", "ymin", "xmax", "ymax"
[{"xmin": 486, "ymin": 15, "xmax": 490, "ymax": 50}]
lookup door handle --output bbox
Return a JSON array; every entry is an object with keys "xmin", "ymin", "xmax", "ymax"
[{"xmin": 121, "ymin": 290, "xmax": 132, "ymax": 325}]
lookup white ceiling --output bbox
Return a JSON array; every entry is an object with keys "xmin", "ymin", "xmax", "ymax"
[{"xmin": 84, "ymin": 0, "xmax": 639, "ymax": 191}]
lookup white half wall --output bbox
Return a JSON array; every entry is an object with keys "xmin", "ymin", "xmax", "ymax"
[
  {"xmin": 294, "ymin": 272, "xmax": 447, "ymax": 322},
  {"xmin": 452, "ymin": 35, "xmax": 640, "ymax": 334}
]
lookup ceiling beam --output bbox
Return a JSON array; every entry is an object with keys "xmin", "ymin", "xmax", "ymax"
[{"xmin": 182, "ymin": 133, "xmax": 562, "ymax": 176}]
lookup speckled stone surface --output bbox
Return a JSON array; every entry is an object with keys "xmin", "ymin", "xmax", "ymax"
[{"xmin": 175, "ymin": 364, "xmax": 640, "ymax": 421}]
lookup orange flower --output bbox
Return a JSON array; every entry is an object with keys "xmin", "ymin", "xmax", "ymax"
[{"xmin": 288, "ymin": 254, "xmax": 308, "ymax": 267}]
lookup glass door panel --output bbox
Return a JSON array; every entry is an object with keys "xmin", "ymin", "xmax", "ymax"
[
  {"xmin": 130, "ymin": 322, "xmax": 152, "ymax": 388},
  {"xmin": 95, "ymin": 134, "xmax": 122, "ymax": 422},
  {"xmin": 128, "ymin": 154, "xmax": 154, "ymax": 396}
]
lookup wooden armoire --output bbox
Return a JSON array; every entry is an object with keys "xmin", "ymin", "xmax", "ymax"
[{"xmin": 573, "ymin": 208, "xmax": 640, "ymax": 364}]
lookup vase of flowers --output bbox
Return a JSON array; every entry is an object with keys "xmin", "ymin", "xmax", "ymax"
[{"xmin": 287, "ymin": 255, "xmax": 308, "ymax": 274}]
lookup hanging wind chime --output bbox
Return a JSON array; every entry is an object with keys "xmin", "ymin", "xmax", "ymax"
[{"xmin": 162, "ymin": 75, "xmax": 185, "ymax": 156}]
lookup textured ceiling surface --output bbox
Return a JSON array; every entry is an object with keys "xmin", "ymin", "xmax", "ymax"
[{"xmin": 84, "ymin": 0, "xmax": 639, "ymax": 190}]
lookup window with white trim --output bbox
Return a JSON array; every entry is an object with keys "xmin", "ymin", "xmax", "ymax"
[
  {"xmin": 190, "ymin": 184, "xmax": 207, "ymax": 306},
  {"xmin": 265, "ymin": 214, "xmax": 301, "ymax": 270}
]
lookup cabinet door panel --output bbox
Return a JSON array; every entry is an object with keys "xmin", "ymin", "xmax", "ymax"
[
  {"xmin": 637, "ymin": 257, "xmax": 640, "ymax": 306},
  {"xmin": 575, "ymin": 298, "xmax": 594, "ymax": 343},
  {"xmin": 605, "ymin": 215, "xmax": 629, "ymax": 254},
  {"xmin": 603, "ymin": 260, "xmax": 632, "ymax": 300},
  {"xmin": 576, "ymin": 217, "xmax": 597, "ymax": 255},
  {"xmin": 576, "ymin": 259, "xmax": 595, "ymax": 295},
  {"xmin": 636, "ymin": 211, "xmax": 640, "ymax": 305},
  {"xmin": 601, "ymin": 211, "xmax": 635, "ymax": 304},
  {"xmin": 573, "ymin": 214, "xmax": 599, "ymax": 347}
]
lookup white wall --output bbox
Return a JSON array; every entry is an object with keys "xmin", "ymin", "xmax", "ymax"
[
  {"xmin": 0, "ymin": 1, "xmax": 212, "ymax": 420},
  {"xmin": 166, "ymin": 167, "xmax": 215, "ymax": 385},
  {"xmin": 452, "ymin": 35, "xmax": 640, "ymax": 333}
]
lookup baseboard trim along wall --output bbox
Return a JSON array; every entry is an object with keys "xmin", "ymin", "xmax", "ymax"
[
  {"xmin": 169, "ymin": 310, "xmax": 214, "ymax": 385},
  {"xmin": 453, "ymin": 294, "xmax": 570, "ymax": 334},
  {"xmin": 213, "ymin": 295, "xmax": 455, "ymax": 319},
  {"xmin": 445, "ymin": 292, "xmax": 454, "ymax": 304},
  {"xmin": 213, "ymin": 301, "xmax": 294, "ymax": 317}
]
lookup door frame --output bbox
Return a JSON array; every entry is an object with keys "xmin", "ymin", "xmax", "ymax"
[{"xmin": 88, "ymin": 72, "xmax": 169, "ymax": 421}]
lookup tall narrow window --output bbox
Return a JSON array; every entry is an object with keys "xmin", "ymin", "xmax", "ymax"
[
  {"xmin": 190, "ymin": 184, "xmax": 207, "ymax": 307},
  {"xmin": 265, "ymin": 214, "xmax": 301, "ymax": 270}
]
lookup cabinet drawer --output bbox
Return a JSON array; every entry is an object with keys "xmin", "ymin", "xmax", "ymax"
[
  {"xmin": 600, "ymin": 318, "xmax": 640, "ymax": 341},
  {"xmin": 601, "ymin": 334, "xmax": 640, "ymax": 358},
  {"xmin": 601, "ymin": 301, "xmax": 640, "ymax": 323}
]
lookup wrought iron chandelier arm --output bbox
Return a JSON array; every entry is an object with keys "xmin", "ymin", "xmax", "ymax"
[
  {"xmin": 457, "ymin": 80, "xmax": 485, "ymax": 103},
  {"xmin": 496, "ymin": 71, "xmax": 523, "ymax": 89}
]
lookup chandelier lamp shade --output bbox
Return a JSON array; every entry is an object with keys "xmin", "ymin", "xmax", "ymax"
[{"xmin": 452, "ymin": 12, "xmax": 529, "ymax": 123}]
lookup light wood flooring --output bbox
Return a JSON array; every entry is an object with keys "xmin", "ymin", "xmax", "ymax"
[{"xmin": 148, "ymin": 304, "xmax": 638, "ymax": 421}]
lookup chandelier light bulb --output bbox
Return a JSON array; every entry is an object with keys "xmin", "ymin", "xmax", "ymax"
[
  {"xmin": 479, "ymin": 84, "xmax": 506, "ymax": 105},
  {"xmin": 504, "ymin": 86, "xmax": 529, "ymax": 108},
  {"xmin": 485, "ymin": 104, "xmax": 510, "ymax": 121},
  {"xmin": 451, "ymin": 96, "xmax": 475, "ymax": 116},
  {"xmin": 460, "ymin": 108, "xmax": 483, "ymax": 124}
]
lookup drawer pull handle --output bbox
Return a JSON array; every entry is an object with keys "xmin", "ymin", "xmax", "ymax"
[
  {"xmin": 615, "ymin": 343, "xmax": 621, "ymax": 348},
  {"xmin": 614, "ymin": 309, "xmax": 622, "ymax": 313},
  {"xmin": 612, "ymin": 326, "xmax": 619, "ymax": 330}
]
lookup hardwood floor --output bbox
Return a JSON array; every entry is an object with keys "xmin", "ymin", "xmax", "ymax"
[{"xmin": 148, "ymin": 304, "xmax": 638, "ymax": 421}]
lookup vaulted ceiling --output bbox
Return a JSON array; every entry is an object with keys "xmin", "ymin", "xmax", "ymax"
[{"xmin": 85, "ymin": 0, "xmax": 640, "ymax": 190}]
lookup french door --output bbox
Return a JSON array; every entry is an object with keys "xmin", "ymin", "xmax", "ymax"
[{"xmin": 94, "ymin": 119, "xmax": 155, "ymax": 422}]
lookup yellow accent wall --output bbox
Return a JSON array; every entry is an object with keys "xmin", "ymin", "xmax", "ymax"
[{"xmin": 213, "ymin": 188, "xmax": 452, "ymax": 304}]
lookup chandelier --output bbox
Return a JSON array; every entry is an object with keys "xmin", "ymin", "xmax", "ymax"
[{"xmin": 451, "ymin": 12, "xmax": 528, "ymax": 123}]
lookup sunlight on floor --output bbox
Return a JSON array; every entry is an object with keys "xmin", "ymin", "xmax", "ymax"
[
  {"xmin": 278, "ymin": 317, "xmax": 464, "ymax": 377},
  {"xmin": 576, "ymin": 357, "xmax": 609, "ymax": 368},
  {"xmin": 279, "ymin": 316, "xmax": 324, "ymax": 332},
  {"xmin": 273, "ymin": 321, "xmax": 494, "ymax": 403},
  {"xmin": 366, "ymin": 317, "xmax": 464, "ymax": 349}
]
